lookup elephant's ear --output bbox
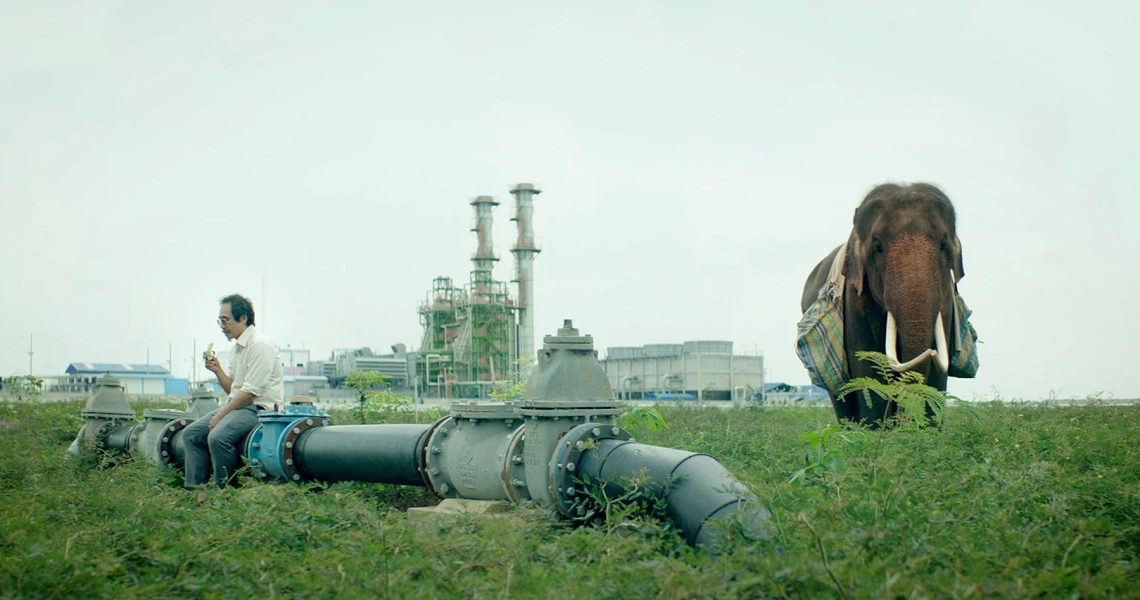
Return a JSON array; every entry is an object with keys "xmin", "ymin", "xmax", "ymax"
[
  {"xmin": 952, "ymin": 235, "xmax": 965, "ymax": 283},
  {"xmin": 843, "ymin": 234, "xmax": 865, "ymax": 296}
]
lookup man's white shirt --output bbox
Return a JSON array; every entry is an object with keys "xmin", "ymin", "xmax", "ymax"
[{"xmin": 227, "ymin": 325, "xmax": 284, "ymax": 410}]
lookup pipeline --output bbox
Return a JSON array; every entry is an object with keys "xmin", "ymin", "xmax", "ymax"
[
  {"xmin": 76, "ymin": 389, "xmax": 433, "ymax": 489},
  {"xmin": 293, "ymin": 425, "xmax": 429, "ymax": 486},
  {"xmin": 70, "ymin": 320, "xmax": 771, "ymax": 553},
  {"xmin": 67, "ymin": 380, "xmax": 219, "ymax": 461}
]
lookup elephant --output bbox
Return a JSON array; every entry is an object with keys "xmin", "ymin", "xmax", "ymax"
[{"xmin": 799, "ymin": 183, "xmax": 966, "ymax": 426}]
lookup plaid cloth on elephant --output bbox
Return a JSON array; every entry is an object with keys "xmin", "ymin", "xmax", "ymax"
[
  {"xmin": 795, "ymin": 246, "xmax": 849, "ymax": 397},
  {"xmin": 949, "ymin": 295, "xmax": 980, "ymax": 378}
]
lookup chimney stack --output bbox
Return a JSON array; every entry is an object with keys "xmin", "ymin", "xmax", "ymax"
[{"xmin": 510, "ymin": 184, "xmax": 541, "ymax": 365}]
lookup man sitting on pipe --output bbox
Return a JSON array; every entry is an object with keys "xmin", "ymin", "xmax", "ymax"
[{"xmin": 183, "ymin": 294, "xmax": 284, "ymax": 490}]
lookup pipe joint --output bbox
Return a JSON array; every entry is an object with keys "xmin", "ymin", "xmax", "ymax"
[
  {"xmin": 133, "ymin": 409, "xmax": 193, "ymax": 465},
  {"xmin": 422, "ymin": 402, "xmax": 523, "ymax": 499},
  {"xmin": 186, "ymin": 385, "xmax": 221, "ymax": 418},
  {"xmin": 514, "ymin": 319, "xmax": 624, "ymax": 506},
  {"xmin": 550, "ymin": 423, "xmax": 633, "ymax": 517},
  {"xmin": 247, "ymin": 404, "xmax": 331, "ymax": 483}
]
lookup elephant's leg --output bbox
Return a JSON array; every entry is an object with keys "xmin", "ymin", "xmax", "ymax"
[
  {"xmin": 844, "ymin": 285, "xmax": 895, "ymax": 427},
  {"xmin": 923, "ymin": 369, "xmax": 948, "ymax": 426},
  {"xmin": 857, "ymin": 392, "xmax": 896, "ymax": 426},
  {"xmin": 830, "ymin": 392, "xmax": 861, "ymax": 424}
]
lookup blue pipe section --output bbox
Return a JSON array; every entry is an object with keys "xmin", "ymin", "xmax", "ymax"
[{"xmin": 245, "ymin": 403, "xmax": 331, "ymax": 483}]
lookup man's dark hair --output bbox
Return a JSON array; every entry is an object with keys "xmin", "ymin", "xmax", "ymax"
[{"xmin": 221, "ymin": 294, "xmax": 256, "ymax": 326}]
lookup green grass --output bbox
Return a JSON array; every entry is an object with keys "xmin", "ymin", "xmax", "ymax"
[{"xmin": 1, "ymin": 398, "xmax": 1138, "ymax": 598}]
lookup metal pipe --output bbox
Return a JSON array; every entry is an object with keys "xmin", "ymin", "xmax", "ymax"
[
  {"xmin": 102, "ymin": 425, "xmax": 134, "ymax": 453},
  {"xmin": 294, "ymin": 424, "xmax": 431, "ymax": 487},
  {"xmin": 577, "ymin": 439, "xmax": 771, "ymax": 550},
  {"xmin": 171, "ymin": 429, "xmax": 187, "ymax": 467}
]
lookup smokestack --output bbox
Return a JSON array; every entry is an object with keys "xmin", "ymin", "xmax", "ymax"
[
  {"xmin": 510, "ymin": 184, "xmax": 541, "ymax": 364},
  {"xmin": 470, "ymin": 195, "xmax": 499, "ymax": 275}
]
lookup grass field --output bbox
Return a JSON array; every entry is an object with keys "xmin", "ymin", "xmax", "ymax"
[{"xmin": 1, "ymin": 398, "xmax": 1137, "ymax": 599}]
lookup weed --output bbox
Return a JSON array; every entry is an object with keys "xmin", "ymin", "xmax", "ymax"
[
  {"xmin": 787, "ymin": 424, "xmax": 863, "ymax": 485},
  {"xmin": 620, "ymin": 405, "xmax": 667, "ymax": 438},
  {"xmin": 839, "ymin": 351, "xmax": 953, "ymax": 427},
  {"xmin": 343, "ymin": 370, "xmax": 419, "ymax": 424},
  {"xmin": 2, "ymin": 374, "xmax": 44, "ymax": 402},
  {"xmin": 572, "ymin": 470, "xmax": 672, "ymax": 528},
  {"xmin": 487, "ymin": 357, "xmax": 535, "ymax": 403}
]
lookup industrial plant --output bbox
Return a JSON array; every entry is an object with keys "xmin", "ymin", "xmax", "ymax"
[
  {"xmin": 407, "ymin": 183, "xmax": 767, "ymax": 400},
  {"xmin": 413, "ymin": 184, "xmax": 541, "ymax": 399}
]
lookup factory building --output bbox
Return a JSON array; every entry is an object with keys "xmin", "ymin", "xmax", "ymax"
[
  {"xmin": 415, "ymin": 185, "xmax": 540, "ymax": 399},
  {"xmin": 63, "ymin": 363, "xmax": 185, "ymax": 396},
  {"xmin": 600, "ymin": 341, "xmax": 764, "ymax": 401},
  {"xmin": 307, "ymin": 344, "xmax": 414, "ymax": 389}
]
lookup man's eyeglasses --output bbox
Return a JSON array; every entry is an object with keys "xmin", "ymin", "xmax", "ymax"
[{"xmin": 217, "ymin": 317, "xmax": 232, "ymax": 325}]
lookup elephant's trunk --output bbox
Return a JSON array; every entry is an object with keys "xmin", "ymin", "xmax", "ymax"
[{"xmin": 883, "ymin": 235, "xmax": 950, "ymax": 375}]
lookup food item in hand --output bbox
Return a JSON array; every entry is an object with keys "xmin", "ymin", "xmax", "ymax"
[{"xmin": 204, "ymin": 342, "xmax": 216, "ymax": 360}]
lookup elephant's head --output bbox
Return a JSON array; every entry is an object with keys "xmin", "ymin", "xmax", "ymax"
[{"xmin": 843, "ymin": 183, "xmax": 963, "ymax": 377}]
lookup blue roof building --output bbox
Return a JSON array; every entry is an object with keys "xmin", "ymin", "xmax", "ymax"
[
  {"xmin": 64, "ymin": 363, "xmax": 183, "ymax": 395},
  {"xmin": 66, "ymin": 363, "xmax": 170, "ymax": 376}
]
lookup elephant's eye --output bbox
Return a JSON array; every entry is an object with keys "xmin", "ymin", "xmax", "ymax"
[{"xmin": 870, "ymin": 239, "xmax": 884, "ymax": 255}]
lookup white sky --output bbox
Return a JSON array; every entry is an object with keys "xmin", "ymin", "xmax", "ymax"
[{"xmin": 2, "ymin": 2, "xmax": 1137, "ymax": 400}]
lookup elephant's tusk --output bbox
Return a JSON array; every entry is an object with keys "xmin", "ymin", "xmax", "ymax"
[
  {"xmin": 933, "ymin": 313, "xmax": 950, "ymax": 373},
  {"xmin": 885, "ymin": 311, "xmax": 935, "ymax": 372},
  {"xmin": 889, "ymin": 350, "xmax": 935, "ymax": 372},
  {"xmin": 886, "ymin": 311, "xmax": 898, "ymax": 364}
]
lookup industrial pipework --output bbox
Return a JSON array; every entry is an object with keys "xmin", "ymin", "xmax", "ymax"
[
  {"xmin": 68, "ymin": 380, "xmax": 219, "ymax": 460},
  {"xmin": 71, "ymin": 321, "xmax": 769, "ymax": 553}
]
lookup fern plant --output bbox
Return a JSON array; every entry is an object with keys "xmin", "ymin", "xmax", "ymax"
[{"xmin": 838, "ymin": 351, "xmax": 953, "ymax": 427}]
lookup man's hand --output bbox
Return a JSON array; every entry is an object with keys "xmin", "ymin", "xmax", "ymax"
[
  {"xmin": 203, "ymin": 355, "xmax": 222, "ymax": 375},
  {"xmin": 209, "ymin": 412, "xmax": 224, "ymax": 430}
]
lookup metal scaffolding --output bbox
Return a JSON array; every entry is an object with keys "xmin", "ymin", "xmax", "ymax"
[
  {"xmin": 417, "ymin": 276, "xmax": 461, "ymax": 398},
  {"xmin": 451, "ymin": 269, "xmax": 514, "ymax": 398},
  {"xmin": 417, "ymin": 192, "xmax": 525, "ymax": 399}
]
